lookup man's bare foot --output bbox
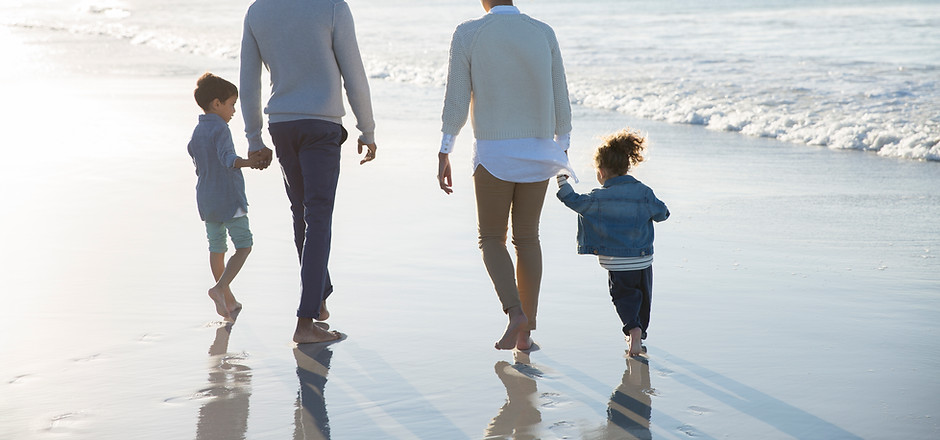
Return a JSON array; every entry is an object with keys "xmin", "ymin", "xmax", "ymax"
[
  {"xmin": 495, "ymin": 307, "xmax": 528, "ymax": 350},
  {"xmin": 515, "ymin": 329, "xmax": 533, "ymax": 351},
  {"xmin": 208, "ymin": 287, "xmax": 232, "ymax": 321},
  {"xmin": 627, "ymin": 327, "xmax": 643, "ymax": 357},
  {"xmin": 228, "ymin": 302, "xmax": 243, "ymax": 321},
  {"xmin": 293, "ymin": 318, "xmax": 342, "ymax": 344},
  {"xmin": 317, "ymin": 300, "xmax": 330, "ymax": 321}
]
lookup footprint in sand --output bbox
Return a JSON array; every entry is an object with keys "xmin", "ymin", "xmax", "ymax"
[
  {"xmin": 688, "ymin": 405, "xmax": 713, "ymax": 416},
  {"xmin": 8, "ymin": 374, "xmax": 37, "ymax": 385},
  {"xmin": 45, "ymin": 412, "xmax": 87, "ymax": 433}
]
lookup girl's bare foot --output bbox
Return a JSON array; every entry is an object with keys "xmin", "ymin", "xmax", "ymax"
[
  {"xmin": 317, "ymin": 300, "xmax": 330, "ymax": 321},
  {"xmin": 293, "ymin": 318, "xmax": 342, "ymax": 344},
  {"xmin": 515, "ymin": 329, "xmax": 533, "ymax": 351},
  {"xmin": 207, "ymin": 287, "xmax": 232, "ymax": 321},
  {"xmin": 495, "ymin": 307, "xmax": 528, "ymax": 350},
  {"xmin": 627, "ymin": 327, "xmax": 643, "ymax": 357}
]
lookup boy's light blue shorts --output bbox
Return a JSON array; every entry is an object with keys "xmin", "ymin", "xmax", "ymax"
[{"xmin": 205, "ymin": 215, "xmax": 253, "ymax": 253}]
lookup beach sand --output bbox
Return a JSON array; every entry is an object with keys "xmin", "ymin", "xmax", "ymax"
[{"xmin": 1, "ymin": 24, "xmax": 939, "ymax": 439}]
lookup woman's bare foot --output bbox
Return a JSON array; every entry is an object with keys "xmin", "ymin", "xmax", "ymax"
[
  {"xmin": 627, "ymin": 327, "xmax": 643, "ymax": 357},
  {"xmin": 207, "ymin": 287, "xmax": 232, "ymax": 321},
  {"xmin": 293, "ymin": 318, "xmax": 342, "ymax": 344},
  {"xmin": 317, "ymin": 300, "xmax": 330, "ymax": 321},
  {"xmin": 515, "ymin": 329, "xmax": 533, "ymax": 351},
  {"xmin": 495, "ymin": 307, "xmax": 528, "ymax": 350}
]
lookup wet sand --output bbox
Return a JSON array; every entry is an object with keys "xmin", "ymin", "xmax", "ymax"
[{"xmin": 1, "ymin": 25, "xmax": 939, "ymax": 439}]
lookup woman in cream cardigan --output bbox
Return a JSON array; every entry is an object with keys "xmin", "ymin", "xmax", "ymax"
[{"xmin": 436, "ymin": 0, "xmax": 575, "ymax": 350}]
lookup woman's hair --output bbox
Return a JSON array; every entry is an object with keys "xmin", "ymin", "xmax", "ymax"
[
  {"xmin": 194, "ymin": 72, "xmax": 238, "ymax": 111},
  {"xmin": 594, "ymin": 128, "xmax": 647, "ymax": 176}
]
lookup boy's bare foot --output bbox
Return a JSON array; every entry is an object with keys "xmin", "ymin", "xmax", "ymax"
[
  {"xmin": 627, "ymin": 327, "xmax": 643, "ymax": 357},
  {"xmin": 495, "ymin": 307, "xmax": 528, "ymax": 350},
  {"xmin": 317, "ymin": 300, "xmax": 330, "ymax": 321},
  {"xmin": 293, "ymin": 318, "xmax": 342, "ymax": 344},
  {"xmin": 515, "ymin": 329, "xmax": 533, "ymax": 351},
  {"xmin": 208, "ymin": 287, "xmax": 232, "ymax": 321}
]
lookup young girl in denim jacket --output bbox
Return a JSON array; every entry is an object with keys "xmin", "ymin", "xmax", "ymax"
[{"xmin": 556, "ymin": 129, "xmax": 670, "ymax": 356}]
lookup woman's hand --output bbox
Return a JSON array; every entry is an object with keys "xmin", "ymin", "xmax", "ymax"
[{"xmin": 437, "ymin": 152, "xmax": 453, "ymax": 194}]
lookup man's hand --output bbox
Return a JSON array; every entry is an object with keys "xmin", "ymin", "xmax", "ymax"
[
  {"xmin": 358, "ymin": 140, "xmax": 377, "ymax": 165},
  {"xmin": 437, "ymin": 152, "xmax": 453, "ymax": 194},
  {"xmin": 248, "ymin": 147, "xmax": 273, "ymax": 170}
]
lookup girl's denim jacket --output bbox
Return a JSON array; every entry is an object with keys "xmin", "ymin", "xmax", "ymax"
[{"xmin": 557, "ymin": 174, "xmax": 669, "ymax": 257}]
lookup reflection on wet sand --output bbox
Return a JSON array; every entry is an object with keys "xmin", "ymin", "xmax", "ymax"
[
  {"xmin": 196, "ymin": 322, "xmax": 252, "ymax": 440},
  {"xmin": 293, "ymin": 342, "xmax": 335, "ymax": 440},
  {"xmin": 484, "ymin": 352, "xmax": 543, "ymax": 440},
  {"xmin": 602, "ymin": 355, "xmax": 652, "ymax": 440}
]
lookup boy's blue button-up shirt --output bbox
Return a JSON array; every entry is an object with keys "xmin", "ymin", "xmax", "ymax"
[
  {"xmin": 557, "ymin": 174, "xmax": 669, "ymax": 257},
  {"xmin": 187, "ymin": 113, "xmax": 248, "ymax": 223}
]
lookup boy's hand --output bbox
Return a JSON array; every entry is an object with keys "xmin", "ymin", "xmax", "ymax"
[
  {"xmin": 249, "ymin": 148, "xmax": 273, "ymax": 170},
  {"xmin": 556, "ymin": 174, "xmax": 569, "ymax": 187}
]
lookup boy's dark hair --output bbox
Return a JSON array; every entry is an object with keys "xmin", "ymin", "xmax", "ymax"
[
  {"xmin": 594, "ymin": 128, "xmax": 647, "ymax": 176},
  {"xmin": 194, "ymin": 72, "xmax": 238, "ymax": 112}
]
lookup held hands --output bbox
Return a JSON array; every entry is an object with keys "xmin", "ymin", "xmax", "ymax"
[
  {"xmin": 437, "ymin": 152, "xmax": 453, "ymax": 194},
  {"xmin": 248, "ymin": 147, "xmax": 273, "ymax": 170},
  {"xmin": 358, "ymin": 140, "xmax": 377, "ymax": 165}
]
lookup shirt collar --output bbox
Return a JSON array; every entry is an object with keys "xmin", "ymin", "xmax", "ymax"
[
  {"xmin": 199, "ymin": 113, "xmax": 225, "ymax": 123},
  {"xmin": 489, "ymin": 5, "xmax": 520, "ymax": 15}
]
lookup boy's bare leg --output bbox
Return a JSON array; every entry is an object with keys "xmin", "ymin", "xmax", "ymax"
[
  {"xmin": 627, "ymin": 327, "xmax": 643, "ymax": 357},
  {"xmin": 210, "ymin": 252, "xmax": 226, "ymax": 282},
  {"xmin": 496, "ymin": 306, "xmax": 528, "ymax": 350},
  {"xmin": 293, "ymin": 317, "xmax": 342, "ymax": 344},
  {"xmin": 317, "ymin": 300, "xmax": 329, "ymax": 321},
  {"xmin": 208, "ymin": 247, "xmax": 251, "ymax": 320}
]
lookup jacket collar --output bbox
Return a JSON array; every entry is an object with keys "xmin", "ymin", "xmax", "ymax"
[{"xmin": 603, "ymin": 174, "xmax": 638, "ymax": 188}]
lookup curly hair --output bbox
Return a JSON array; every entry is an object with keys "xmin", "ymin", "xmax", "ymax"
[
  {"xmin": 594, "ymin": 128, "xmax": 647, "ymax": 176},
  {"xmin": 194, "ymin": 72, "xmax": 238, "ymax": 112}
]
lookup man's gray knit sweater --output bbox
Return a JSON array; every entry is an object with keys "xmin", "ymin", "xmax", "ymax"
[{"xmin": 240, "ymin": 0, "xmax": 375, "ymax": 150}]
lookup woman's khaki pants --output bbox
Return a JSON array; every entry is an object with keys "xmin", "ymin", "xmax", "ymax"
[{"xmin": 474, "ymin": 166, "xmax": 549, "ymax": 331}]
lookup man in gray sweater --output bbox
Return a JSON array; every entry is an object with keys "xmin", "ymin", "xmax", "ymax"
[{"xmin": 240, "ymin": 0, "xmax": 377, "ymax": 344}]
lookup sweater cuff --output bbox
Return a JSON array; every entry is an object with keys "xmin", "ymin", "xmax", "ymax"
[
  {"xmin": 440, "ymin": 133, "xmax": 456, "ymax": 154},
  {"xmin": 247, "ymin": 136, "xmax": 266, "ymax": 153},
  {"xmin": 554, "ymin": 132, "xmax": 571, "ymax": 151},
  {"xmin": 358, "ymin": 132, "xmax": 375, "ymax": 146}
]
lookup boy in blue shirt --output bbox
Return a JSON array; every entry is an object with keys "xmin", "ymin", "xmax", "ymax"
[
  {"xmin": 556, "ymin": 129, "xmax": 670, "ymax": 356},
  {"xmin": 188, "ymin": 73, "xmax": 260, "ymax": 321}
]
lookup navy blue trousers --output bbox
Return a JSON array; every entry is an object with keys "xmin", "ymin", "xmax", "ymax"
[
  {"xmin": 269, "ymin": 119, "xmax": 347, "ymax": 319},
  {"xmin": 608, "ymin": 267, "xmax": 652, "ymax": 339}
]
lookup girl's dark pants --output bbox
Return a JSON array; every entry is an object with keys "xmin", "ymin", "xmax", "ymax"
[
  {"xmin": 269, "ymin": 119, "xmax": 348, "ymax": 319},
  {"xmin": 608, "ymin": 266, "xmax": 652, "ymax": 339}
]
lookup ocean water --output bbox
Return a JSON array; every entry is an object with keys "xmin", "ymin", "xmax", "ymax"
[{"xmin": 3, "ymin": 0, "xmax": 938, "ymax": 161}]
